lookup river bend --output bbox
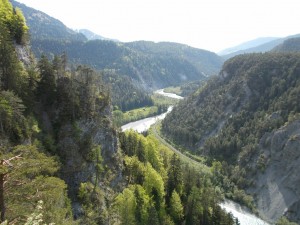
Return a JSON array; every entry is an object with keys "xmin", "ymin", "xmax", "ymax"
[{"xmin": 121, "ymin": 89, "xmax": 270, "ymax": 225}]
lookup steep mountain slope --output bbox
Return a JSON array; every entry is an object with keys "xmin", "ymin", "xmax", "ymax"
[
  {"xmin": 12, "ymin": 0, "xmax": 86, "ymax": 42},
  {"xmin": 126, "ymin": 41, "xmax": 223, "ymax": 76},
  {"xmin": 0, "ymin": 1, "xmax": 242, "ymax": 224},
  {"xmin": 31, "ymin": 39, "xmax": 213, "ymax": 89},
  {"xmin": 273, "ymin": 37, "xmax": 300, "ymax": 52},
  {"xmin": 162, "ymin": 53, "xmax": 300, "ymax": 223},
  {"xmin": 12, "ymin": 1, "xmax": 223, "ymax": 90},
  {"xmin": 218, "ymin": 37, "xmax": 279, "ymax": 56},
  {"xmin": 222, "ymin": 34, "xmax": 300, "ymax": 59}
]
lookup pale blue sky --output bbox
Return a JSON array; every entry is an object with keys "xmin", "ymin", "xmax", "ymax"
[{"xmin": 16, "ymin": 0, "xmax": 300, "ymax": 52}]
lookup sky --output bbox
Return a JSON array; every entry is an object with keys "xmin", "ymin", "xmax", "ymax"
[{"xmin": 15, "ymin": 0, "xmax": 300, "ymax": 52}]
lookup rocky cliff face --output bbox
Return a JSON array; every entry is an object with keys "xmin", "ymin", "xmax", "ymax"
[
  {"xmin": 55, "ymin": 104, "xmax": 123, "ymax": 218},
  {"xmin": 15, "ymin": 44, "xmax": 33, "ymax": 66},
  {"xmin": 249, "ymin": 120, "xmax": 300, "ymax": 223}
]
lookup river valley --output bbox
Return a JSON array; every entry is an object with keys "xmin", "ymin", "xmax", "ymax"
[{"xmin": 121, "ymin": 89, "xmax": 271, "ymax": 225}]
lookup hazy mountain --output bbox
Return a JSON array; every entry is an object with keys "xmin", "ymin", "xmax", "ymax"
[
  {"xmin": 222, "ymin": 34, "xmax": 300, "ymax": 59},
  {"xmin": 126, "ymin": 41, "xmax": 223, "ymax": 77},
  {"xmin": 272, "ymin": 37, "xmax": 300, "ymax": 52},
  {"xmin": 78, "ymin": 29, "xmax": 118, "ymax": 42},
  {"xmin": 12, "ymin": 0, "xmax": 86, "ymax": 42},
  {"xmin": 218, "ymin": 37, "xmax": 279, "ymax": 56},
  {"xmin": 12, "ymin": 1, "xmax": 223, "ymax": 90},
  {"xmin": 162, "ymin": 53, "xmax": 300, "ymax": 223}
]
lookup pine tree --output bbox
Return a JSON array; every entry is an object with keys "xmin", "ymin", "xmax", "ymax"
[
  {"xmin": 0, "ymin": 145, "xmax": 73, "ymax": 224},
  {"xmin": 169, "ymin": 190, "xmax": 183, "ymax": 224},
  {"xmin": 37, "ymin": 55, "xmax": 56, "ymax": 106},
  {"xmin": 166, "ymin": 154, "xmax": 183, "ymax": 206}
]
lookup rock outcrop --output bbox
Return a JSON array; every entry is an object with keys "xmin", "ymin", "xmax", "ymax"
[
  {"xmin": 56, "ymin": 103, "xmax": 123, "ymax": 218},
  {"xmin": 249, "ymin": 120, "xmax": 300, "ymax": 223}
]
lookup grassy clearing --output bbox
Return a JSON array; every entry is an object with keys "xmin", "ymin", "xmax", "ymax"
[
  {"xmin": 113, "ymin": 92, "xmax": 181, "ymax": 127},
  {"xmin": 163, "ymin": 86, "xmax": 182, "ymax": 95},
  {"xmin": 113, "ymin": 105, "xmax": 165, "ymax": 127},
  {"xmin": 151, "ymin": 93, "xmax": 180, "ymax": 106}
]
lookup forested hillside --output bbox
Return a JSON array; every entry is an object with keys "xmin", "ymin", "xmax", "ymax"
[
  {"xmin": 11, "ymin": 0, "xmax": 86, "ymax": 42},
  {"xmin": 273, "ymin": 37, "xmax": 300, "ymax": 52},
  {"xmin": 29, "ymin": 39, "xmax": 220, "ymax": 89},
  {"xmin": 101, "ymin": 69, "xmax": 154, "ymax": 111},
  {"xmin": 114, "ymin": 131, "xmax": 236, "ymax": 225},
  {"xmin": 0, "ymin": 1, "xmax": 238, "ymax": 224},
  {"xmin": 125, "ymin": 41, "xmax": 223, "ymax": 76},
  {"xmin": 0, "ymin": 1, "xmax": 121, "ymax": 223},
  {"xmin": 162, "ymin": 53, "xmax": 300, "ymax": 223},
  {"xmin": 11, "ymin": 1, "xmax": 223, "ymax": 90},
  {"xmin": 0, "ymin": 1, "xmax": 73, "ymax": 223}
]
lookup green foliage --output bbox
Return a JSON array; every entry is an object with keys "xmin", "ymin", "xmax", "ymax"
[
  {"xmin": 276, "ymin": 216, "xmax": 298, "ymax": 225},
  {"xmin": 116, "ymin": 131, "xmax": 236, "ymax": 225},
  {"xmin": 92, "ymin": 145, "xmax": 104, "ymax": 188},
  {"xmin": 162, "ymin": 52, "xmax": 300, "ymax": 172},
  {"xmin": 34, "ymin": 55, "xmax": 110, "ymax": 125},
  {"xmin": 113, "ymin": 105, "xmax": 168, "ymax": 127},
  {"xmin": 0, "ymin": 24, "xmax": 28, "ymax": 95},
  {"xmin": 273, "ymin": 37, "xmax": 300, "ymax": 53},
  {"xmin": 0, "ymin": 0, "xmax": 28, "ymax": 44},
  {"xmin": 29, "ymin": 39, "xmax": 221, "ymax": 89},
  {"xmin": 102, "ymin": 69, "xmax": 154, "ymax": 112},
  {"xmin": 0, "ymin": 145, "xmax": 73, "ymax": 224},
  {"xmin": 169, "ymin": 190, "xmax": 183, "ymax": 223},
  {"xmin": 179, "ymin": 80, "xmax": 206, "ymax": 97},
  {"xmin": 36, "ymin": 55, "xmax": 56, "ymax": 106},
  {"xmin": 113, "ymin": 184, "xmax": 152, "ymax": 225},
  {"xmin": 143, "ymin": 163, "xmax": 165, "ymax": 211},
  {"xmin": 10, "ymin": 2, "xmax": 224, "ymax": 90},
  {"xmin": 12, "ymin": 0, "xmax": 86, "ymax": 43},
  {"xmin": 24, "ymin": 200, "xmax": 47, "ymax": 225},
  {"xmin": 119, "ymin": 131, "xmax": 165, "ymax": 172},
  {"xmin": 131, "ymin": 185, "xmax": 151, "ymax": 224},
  {"xmin": 0, "ymin": 91, "xmax": 28, "ymax": 141},
  {"xmin": 166, "ymin": 154, "xmax": 183, "ymax": 206},
  {"xmin": 185, "ymin": 186, "xmax": 234, "ymax": 225},
  {"xmin": 112, "ymin": 91, "xmax": 177, "ymax": 127},
  {"xmin": 151, "ymin": 93, "xmax": 179, "ymax": 106},
  {"xmin": 78, "ymin": 182, "xmax": 107, "ymax": 225},
  {"xmin": 163, "ymin": 86, "xmax": 182, "ymax": 95},
  {"xmin": 0, "ymin": 4, "xmax": 118, "ymax": 224},
  {"xmin": 114, "ymin": 188, "xmax": 137, "ymax": 225},
  {"xmin": 159, "ymin": 82, "xmax": 207, "ymax": 98},
  {"xmin": 164, "ymin": 53, "xmax": 296, "ymax": 148}
]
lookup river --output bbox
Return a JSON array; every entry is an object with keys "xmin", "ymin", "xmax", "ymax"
[
  {"xmin": 121, "ymin": 106, "xmax": 173, "ymax": 133},
  {"xmin": 154, "ymin": 89, "xmax": 184, "ymax": 99},
  {"xmin": 121, "ymin": 89, "xmax": 181, "ymax": 132},
  {"xmin": 121, "ymin": 89, "xmax": 270, "ymax": 225},
  {"xmin": 220, "ymin": 200, "xmax": 270, "ymax": 225}
]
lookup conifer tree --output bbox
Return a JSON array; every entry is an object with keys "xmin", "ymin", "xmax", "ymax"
[{"xmin": 37, "ymin": 55, "xmax": 56, "ymax": 106}]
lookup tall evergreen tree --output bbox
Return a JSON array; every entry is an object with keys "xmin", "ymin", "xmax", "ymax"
[
  {"xmin": 36, "ymin": 55, "xmax": 56, "ymax": 106},
  {"xmin": 166, "ymin": 154, "xmax": 183, "ymax": 206}
]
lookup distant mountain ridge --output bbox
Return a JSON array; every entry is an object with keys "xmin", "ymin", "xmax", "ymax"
[
  {"xmin": 218, "ymin": 37, "xmax": 279, "ymax": 55},
  {"xmin": 13, "ymin": 0, "xmax": 224, "ymax": 90},
  {"xmin": 78, "ymin": 29, "xmax": 118, "ymax": 42},
  {"xmin": 12, "ymin": 0, "xmax": 86, "ymax": 42},
  {"xmin": 125, "ymin": 41, "xmax": 223, "ymax": 77},
  {"xmin": 221, "ymin": 34, "xmax": 300, "ymax": 59}
]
